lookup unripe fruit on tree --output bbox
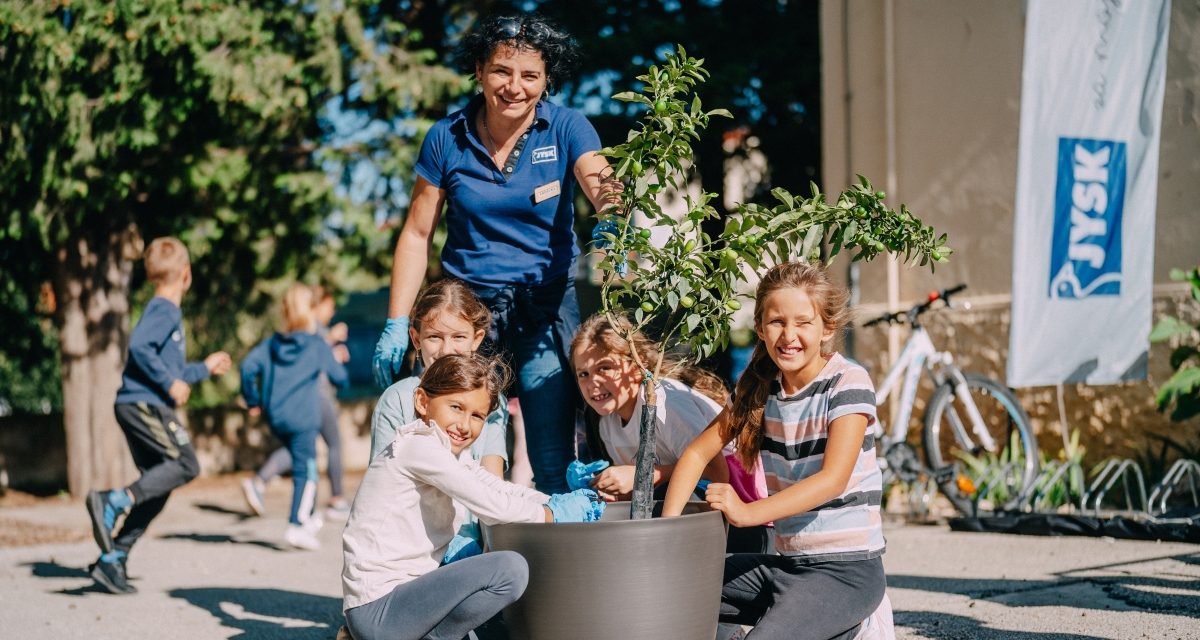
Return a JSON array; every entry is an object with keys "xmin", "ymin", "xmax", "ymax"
[
  {"xmin": 638, "ymin": 228, "xmax": 652, "ymax": 239},
  {"xmin": 680, "ymin": 295, "xmax": 695, "ymax": 309},
  {"xmin": 641, "ymin": 301, "xmax": 655, "ymax": 313},
  {"xmin": 682, "ymin": 239, "xmax": 696, "ymax": 253},
  {"xmin": 725, "ymin": 300, "xmax": 742, "ymax": 311},
  {"xmin": 654, "ymin": 100, "xmax": 668, "ymax": 115},
  {"xmin": 874, "ymin": 190, "xmax": 886, "ymax": 199},
  {"xmin": 723, "ymin": 248, "xmax": 738, "ymax": 261}
]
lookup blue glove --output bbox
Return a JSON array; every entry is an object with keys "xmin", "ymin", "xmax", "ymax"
[
  {"xmin": 546, "ymin": 489, "xmax": 606, "ymax": 523},
  {"xmin": 566, "ymin": 459, "xmax": 611, "ymax": 491},
  {"xmin": 372, "ymin": 316, "xmax": 410, "ymax": 389},
  {"xmin": 591, "ymin": 219, "xmax": 630, "ymax": 277},
  {"xmin": 441, "ymin": 534, "xmax": 483, "ymax": 565},
  {"xmin": 591, "ymin": 218, "xmax": 620, "ymax": 249}
]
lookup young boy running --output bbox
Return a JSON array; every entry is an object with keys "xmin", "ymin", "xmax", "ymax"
[{"xmin": 85, "ymin": 237, "xmax": 231, "ymax": 594}]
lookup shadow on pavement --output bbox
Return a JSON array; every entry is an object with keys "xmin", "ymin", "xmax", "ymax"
[
  {"xmin": 22, "ymin": 559, "xmax": 113, "ymax": 596},
  {"xmin": 170, "ymin": 587, "xmax": 342, "ymax": 640},
  {"xmin": 22, "ymin": 560, "xmax": 90, "ymax": 579},
  {"xmin": 193, "ymin": 502, "xmax": 256, "ymax": 522},
  {"xmin": 160, "ymin": 532, "xmax": 286, "ymax": 551},
  {"xmin": 895, "ymin": 611, "xmax": 1106, "ymax": 639},
  {"xmin": 889, "ymin": 571, "xmax": 1200, "ymax": 618}
]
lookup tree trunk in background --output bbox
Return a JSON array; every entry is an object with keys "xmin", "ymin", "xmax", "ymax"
[{"xmin": 55, "ymin": 227, "xmax": 139, "ymax": 496}]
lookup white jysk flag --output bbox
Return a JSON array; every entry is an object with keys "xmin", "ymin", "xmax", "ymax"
[{"xmin": 1009, "ymin": 0, "xmax": 1171, "ymax": 387}]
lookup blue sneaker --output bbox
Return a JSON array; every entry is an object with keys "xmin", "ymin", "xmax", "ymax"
[
  {"xmin": 86, "ymin": 490, "xmax": 129, "ymax": 554},
  {"xmin": 89, "ymin": 551, "xmax": 135, "ymax": 595}
]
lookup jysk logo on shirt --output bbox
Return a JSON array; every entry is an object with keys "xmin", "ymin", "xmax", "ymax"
[
  {"xmin": 531, "ymin": 146, "xmax": 558, "ymax": 164},
  {"xmin": 1048, "ymin": 137, "xmax": 1126, "ymax": 299}
]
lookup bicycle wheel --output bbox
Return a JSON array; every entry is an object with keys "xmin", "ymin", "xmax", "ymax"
[{"xmin": 923, "ymin": 373, "xmax": 1038, "ymax": 514}]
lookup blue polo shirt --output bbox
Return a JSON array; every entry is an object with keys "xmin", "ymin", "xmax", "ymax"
[{"xmin": 414, "ymin": 95, "xmax": 602, "ymax": 287}]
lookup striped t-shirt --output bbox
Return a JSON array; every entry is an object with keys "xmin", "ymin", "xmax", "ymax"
[{"xmin": 759, "ymin": 352, "xmax": 884, "ymax": 562}]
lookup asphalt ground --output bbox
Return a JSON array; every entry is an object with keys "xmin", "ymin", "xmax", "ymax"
[{"xmin": 0, "ymin": 474, "xmax": 1197, "ymax": 639}]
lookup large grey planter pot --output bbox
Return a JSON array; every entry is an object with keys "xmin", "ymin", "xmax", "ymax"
[{"xmin": 483, "ymin": 502, "xmax": 726, "ymax": 640}]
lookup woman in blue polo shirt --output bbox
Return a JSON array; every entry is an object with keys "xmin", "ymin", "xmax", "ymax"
[{"xmin": 372, "ymin": 14, "xmax": 613, "ymax": 494}]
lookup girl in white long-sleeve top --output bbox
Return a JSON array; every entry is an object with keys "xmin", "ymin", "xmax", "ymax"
[{"xmin": 341, "ymin": 352, "xmax": 603, "ymax": 640}]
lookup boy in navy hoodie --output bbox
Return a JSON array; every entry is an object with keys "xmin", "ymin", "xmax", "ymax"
[
  {"xmin": 85, "ymin": 237, "xmax": 232, "ymax": 594},
  {"xmin": 240, "ymin": 283, "xmax": 349, "ymax": 550}
]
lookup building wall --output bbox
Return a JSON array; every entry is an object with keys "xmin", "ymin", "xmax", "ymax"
[{"xmin": 820, "ymin": 0, "xmax": 1200, "ymax": 463}]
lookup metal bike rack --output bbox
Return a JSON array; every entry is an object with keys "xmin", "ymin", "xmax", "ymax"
[
  {"xmin": 1024, "ymin": 460, "xmax": 1086, "ymax": 513},
  {"xmin": 970, "ymin": 461, "xmax": 1019, "ymax": 515},
  {"xmin": 1147, "ymin": 459, "xmax": 1200, "ymax": 516},
  {"xmin": 1083, "ymin": 458, "xmax": 1148, "ymax": 516}
]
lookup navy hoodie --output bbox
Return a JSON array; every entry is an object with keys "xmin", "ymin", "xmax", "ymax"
[
  {"xmin": 240, "ymin": 332, "xmax": 349, "ymax": 433},
  {"xmin": 116, "ymin": 296, "xmax": 210, "ymax": 408}
]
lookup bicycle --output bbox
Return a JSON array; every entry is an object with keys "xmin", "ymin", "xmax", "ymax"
[{"xmin": 861, "ymin": 284, "xmax": 1039, "ymax": 516}]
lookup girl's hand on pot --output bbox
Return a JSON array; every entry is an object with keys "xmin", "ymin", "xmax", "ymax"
[
  {"xmin": 594, "ymin": 465, "xmax": 635, "ymax": 495},
  {"xmin": 704, "ymin": 483, "xmax": 753, "ymax": 527}
]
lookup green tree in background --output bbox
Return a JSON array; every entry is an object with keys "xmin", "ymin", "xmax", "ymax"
[
  {"xmin": 0, "ymin": 0, "xmax": 464, "ymax": 495},
  {"xmin": 528, "ymin": 0, "xmax": 822, "ymax": 206}
]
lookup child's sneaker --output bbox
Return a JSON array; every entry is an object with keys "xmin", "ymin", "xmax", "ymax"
[
  {"xmin": 325, "ymin": 499, "xmax": 351, "ymax": 521},
  {"xmin": 241, "ymin": 477, "xmax": 265, "ymax": 516},
  {"xmin": 85, "ymin": 489, "xmax": 130, "ymax": 554},
  {"xmin": 89, "ymin": 551, "xmax": 136, "ymax": 595},
  {"xmin": 284, "ymin": 523, "xmax": 321, "ymax": 550}
]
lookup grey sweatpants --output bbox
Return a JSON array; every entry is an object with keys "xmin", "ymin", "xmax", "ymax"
[
  {"xmin": 720, "ymin": 554, "xmax": 885, "ymax": 640},
  {"xmin": 345, "ymin": 551, "xmax": 527, "ymax": 640},
  {"xmin": 113, "ymin": 402, "xmax": 201, "ymax": 553},
  {"xmin": 258, "ymin": 384, "xmax": 344, "ymax": 498}
]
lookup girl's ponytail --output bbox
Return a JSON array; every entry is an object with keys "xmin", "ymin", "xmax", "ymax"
[{"xmin": 724, "ymin": 342, "xmax": 778, "ymax": 470}]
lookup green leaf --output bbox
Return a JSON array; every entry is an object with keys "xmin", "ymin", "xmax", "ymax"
[
  {"xmin": 771, "ymin": 187, "xmax": 795, "ymax": 209},
  {"xmin": 1150, "ymin": 317, "xmax": 1194, "ymax": 342},
  {"xmin": 801, "ymin": 224, "xmax": 822, "ymax": 259}
]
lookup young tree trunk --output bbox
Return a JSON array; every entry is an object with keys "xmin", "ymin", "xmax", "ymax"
[
  {"xmin": 55, "ymin": 227, "xmax": 139, "ymax": 496},
  {"xmin": 630, "ymin": 382, "xmax": 659, "ymax": 520}
]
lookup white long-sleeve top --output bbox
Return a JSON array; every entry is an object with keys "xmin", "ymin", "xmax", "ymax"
[{"xmin": 341, "ymin": 419, "xmax": 549, "ymax": 611}]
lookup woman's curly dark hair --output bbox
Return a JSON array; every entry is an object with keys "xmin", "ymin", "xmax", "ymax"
[{"xmin": 456, "ymin": 13, "xmax": 582, "ymax": 95}]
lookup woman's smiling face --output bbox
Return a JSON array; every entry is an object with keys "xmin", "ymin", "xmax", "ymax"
[{"xmin": 476, "ymin": 45, "xmax": 547, "ymax": 122}]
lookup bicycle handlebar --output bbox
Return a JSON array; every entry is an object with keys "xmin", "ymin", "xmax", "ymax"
[{"xmin": 860, "ymin": 283, "xmax": 968, "ymax": 327}]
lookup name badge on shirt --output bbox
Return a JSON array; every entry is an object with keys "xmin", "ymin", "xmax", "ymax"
[{"xmin": 533, "ymin": 180, "xmax": 561, "ymax": 204}]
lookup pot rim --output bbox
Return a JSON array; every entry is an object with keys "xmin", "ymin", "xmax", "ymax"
[{"xmin": 485, "ymin": 501, "xmax": 722, "ymax": 532}]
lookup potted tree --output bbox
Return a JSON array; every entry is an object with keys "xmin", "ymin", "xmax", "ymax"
[{"xmin": 484, "ymin": 47, "xmax": 949, "ymax": 640}]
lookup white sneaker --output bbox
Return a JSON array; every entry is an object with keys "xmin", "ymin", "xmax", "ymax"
[
  {"xmin": 325, "ymin": 500, "xmax": 351, "ymax": 521},
  {"xmin": 241, "ymin": 477, "xmax": 265, "ymax": 516},
  {"xmin": 284, "ymin": 524, "xmax": 321, "ymax": 550},
  {"xmin": 302, "ymin": 514, "xmax": 324, "ymax": 534}
]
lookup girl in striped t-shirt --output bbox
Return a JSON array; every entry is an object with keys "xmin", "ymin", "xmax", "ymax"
[{"xmin": 664, "ymin": 262, "xmax": 894, "ymax": 640}]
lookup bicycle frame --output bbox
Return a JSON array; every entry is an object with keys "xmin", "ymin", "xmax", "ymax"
[{"xmin": 872, "ymin": 326, "xmax": 998, "ymax": 454}]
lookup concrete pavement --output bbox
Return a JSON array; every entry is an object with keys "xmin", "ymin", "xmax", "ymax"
[{"xmin": 0, "ymin": 475, "xmax": 1197, "ymax": 639}]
